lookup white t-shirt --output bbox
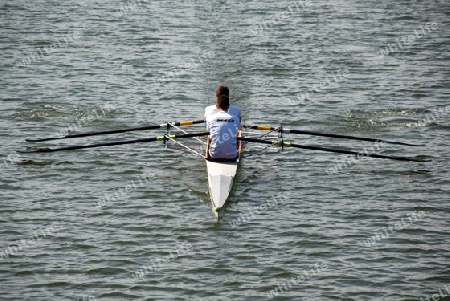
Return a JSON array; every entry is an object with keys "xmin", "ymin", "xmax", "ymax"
[
  {"xmin": 206, "ymin": 111, "xmax": 240, "ymax": 159},
  {"xmin": 204, "ymin": 104, "xmax": 241, "ymax": 120}
]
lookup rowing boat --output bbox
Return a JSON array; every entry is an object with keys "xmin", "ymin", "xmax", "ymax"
[
  {"xmin": 205, "ymin": 131, "xmax": 241, "ymax": 217},
  {"xmin": 21, "ymin": 119, "xmax": 430, "ymax": 218}
]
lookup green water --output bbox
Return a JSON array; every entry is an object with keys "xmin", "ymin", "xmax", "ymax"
[{"xmin": 1, "ymin": 0, "xmax": 449, "ymax": 300}]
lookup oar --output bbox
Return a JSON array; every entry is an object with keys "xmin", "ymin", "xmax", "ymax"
[
  {"xmin": 243, "ymin": 125, "xmax": 424, "ymax": 146},
  {"xmin": 25, "ymin": 119, "xmax": 206, "ymax": 142},
  {"xmin": 18, "ymin": 132, "xmax": 210, "ymax": 153},
  {"xmin": 238, "ymin": 137, "xmax": 431, "ymax": 162}
]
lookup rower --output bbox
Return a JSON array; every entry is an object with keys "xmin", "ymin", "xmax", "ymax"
[
  {"xmin": 204, "ymin": 85, "xmax": 241, "ymax": 122},
  {"xmin": 206, "ymin": 95, "xmax": 240, "ymax": 159}
]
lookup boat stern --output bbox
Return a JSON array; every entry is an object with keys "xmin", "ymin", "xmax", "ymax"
[{"xmin": 206, "ymin": 161, "xmax": 238, "ymax": 216}]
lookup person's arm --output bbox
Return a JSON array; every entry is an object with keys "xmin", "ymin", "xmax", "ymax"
[
  {"xmin": 205, "ymin": 115, "xmax": 212, "ymax": 132},
  {"xmin": 204, "ymin": 107, "xmax": 211, "ymax": 130}
]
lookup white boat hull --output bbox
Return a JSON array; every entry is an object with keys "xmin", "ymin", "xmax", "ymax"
[
  {"xmin": 205, "ymin": 131, "xmax": 241, "ymax": 217},
  {"xmin": 206, "ymin": 160, "xmax": 238, "ymax": 217}
]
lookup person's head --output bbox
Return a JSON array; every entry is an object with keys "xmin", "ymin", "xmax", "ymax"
[
  {"xmin": 215, "ymin": 85, "xmax": 229, "ymax": 98},
  {"xmin": 216, "ymin": 95, "xmax": 230, "ymax": 111}
]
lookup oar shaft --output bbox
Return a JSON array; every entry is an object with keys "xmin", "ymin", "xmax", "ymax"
[
  {"xmin": 26, "ymin": 119, "xmax": 206, "ymax": 142},
  {"xmin": 286, "ymin": 129, "xmax": 422, "ymax": 146},
  {"xmin": 238, "ymin": 137, "xmax": 430, "ymax": 162},
  {"xmin": 25, "ymin": 137, "xmax": 160, "ymax": 153},
  {"xmin": 19, "ymin": 132, "xmax": 210, "ymax": 153},
  {"xmin": 26, "ymin": 124, "xmax": 165, "ymax": 142},
  {"xmin": 243, "ymin": 125, "xmax": 424, "ymax": 146},
  {"xmin": 239, "ymin": 137, "xmax": 274, "ymax": 144},
  {"xmin": 173, "ymin": 120, "xmax": 205, "ymax": 126},
  {"xmin": 243, "ymin": 125, "xmax": 277, "ymax": 131},
  {"xmin": 286, "ymin": 142, "xmax": 429, "ymax": 162}
]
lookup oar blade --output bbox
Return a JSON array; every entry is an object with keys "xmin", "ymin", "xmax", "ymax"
[
  {"xmin": 18, "ymin": 148, "xmax": 53, "ymax": 154},
  {"xmin": 384, "ymin": 140, "xmax": 425, "ymax": 147},
  {"xmin": 25, "ymin": 137, "xmax": 65, "ymax": 142}
]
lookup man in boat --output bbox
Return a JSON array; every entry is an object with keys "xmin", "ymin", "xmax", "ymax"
[
  {"xmin": 204, "ymin": 85, "xmax": 241, "ymax": 121},
  {"xmin": 206, "ymin": 95, "xmax": 240, "ymax": 159}
]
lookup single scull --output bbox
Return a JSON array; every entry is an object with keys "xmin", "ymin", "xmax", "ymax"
[
  {"xmin": 20, "ymin": 119, "xmax": 430, "ymax": 218},
  {"xmin": 205, "ymin": 131, "xmax": 242, "ymax": 217}
]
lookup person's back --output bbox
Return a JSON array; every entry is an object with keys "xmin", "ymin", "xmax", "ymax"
[
  {"xmin": 206, "ymin": 96, "xmax": 240, "ymax": 159},
  {"xmin": 204, "ymin": 104, "xmax": 240, "ymax": 119}
]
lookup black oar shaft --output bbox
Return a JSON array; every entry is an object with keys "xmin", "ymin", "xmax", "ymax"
[
  {"xmin": 25, "ymin": 119, "xmax": 206, "ymax": 142},
  {"xmin": 26, "ymin": 124, "xmax": 164, "ymax": 142},
  {"xmin": 19, "ymin": 132, "xmax": 210, "ymax": 153},
  {"xmin": 286, "ymin": 129, "xmax": 421, "ymax": 146},
  {"xmin": 24, "ymin": 137, "xmax": 159, "ymax": 153},
  {"xmin": 287, "ymin": 142, "xmax": 429, "ymax": 162},
  {"xmin": 243, "ymin": 125, "xmax": 423, "ymax": 146},
  {"xmin": 238, "ymin": 137, "xmax": 430, "ymax": 162}
]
